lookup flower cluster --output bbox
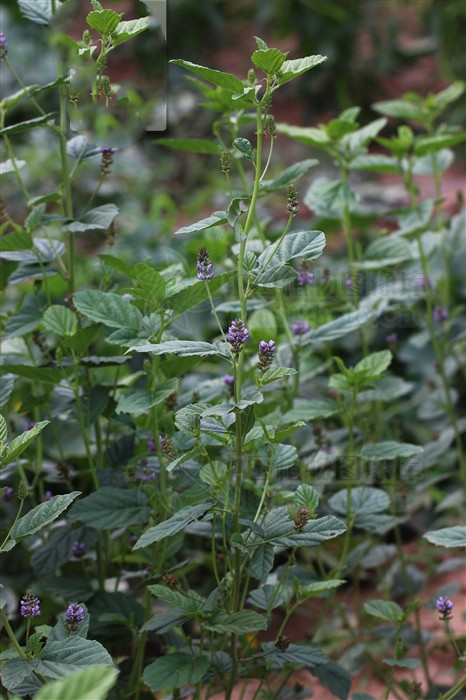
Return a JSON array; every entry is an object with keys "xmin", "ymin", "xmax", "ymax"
[
  {"xmin": 100, "ymin": 147, "xmax": 114, "ymax": 175},
  {"xmin": 71, "ymin": 541, "xmax": 86, "ymax": 558},
  {"xmin": 292, "ymin": 320, "xmax": 309, "ymax": 336},
  {"xmin": 433, "ymin": 305, "xmax": 449, "ymax": 324},
  {"xmin": 228, "ymin": 319, "xmax": 249, "ymax": 354},
  {"xmin": 435, "ymin": 596, "xmax": 453, "ymax": 621},
  {"xmin": 20, "ymin": 591, "xmax": 40, "ymax": 618},
  {"xmin": 2, "ymin": 486, "xmax": 14, "ymax": 502},
  {"xmin": 159, "ymin": 436, "xmax": 178, "ymax": 462},
  {"xmin": 297, "ymin": 261, "xmax": 314, "ymax": 286},
  {"xmin": 286, "ymin": 183, "xmax": 299, "ymax": 215},
  {"xmin": 0, "ymin": 33, "xmax": 7, "ymax": 60},
  {"xmin": 257, "ymin": 340, "xmax": 275, "ymax": 373},
  {"xmin": 293, "ymin": 506, "xmax": 310, "ymax": 532},
  {"xmin": 64, "ymin": 603, "xmax": 86, "ymax": 633},
  {"xmin": 196, "ymin": 246, "xmax": 214, "ymax": 280}
]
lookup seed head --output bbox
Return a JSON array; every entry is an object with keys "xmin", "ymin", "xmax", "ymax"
[
  {"xmin": 293, "ymin": 506, "xmax": 310, "ymax": 532},
  {"xmin": 159, "ymin": 436, "xmax": 178, "ymax": 462},
  {"xmin": 100, "ymin": 147, "xmax": 114, "ymax": 175},
  {"xmin": 20, "ymin": 591, "xmax": 40, "ymax": 618},
  {"xmin": 286, "ymin": 183, "xmax": 299, "ymax": 215},
  {"xmin": 196, "ymin": 246, "xmax": 214, "ymax": 280},
  {"xmin": 17, "ymin": 480, "xmax": 29, "ymax": 501},
  {"xmin": 258, "ymin": 340, "xmax": 275, "ymax": 372},
  {"xmin": 228, "ymin": 319, "xmax": 249, "ymax": 354},
  {"xmin": 64, "ymin": 603, "xmax": 86, "ymax": 633},
  {"xmin": 220, "ymin": 150, "xmax": 232, "ymax": 173},
  {"xmin": 275, "ymin": 634, "xmax": 290, "ymax": 650}
]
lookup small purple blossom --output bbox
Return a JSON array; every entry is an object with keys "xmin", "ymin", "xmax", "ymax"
[
  {"xmin": 0, "ymin": 33, "xmax": 8, "ymax": 60},
  {"xmin": 147, "ymin": 436, "xmax": 156, "ymax": 453},
  {"xmin": 24, "ymin": 421, "xmax": 36, "ymax": 431},
  {"xmin": 432, "ymin": 305, "xmax": 449, "ymax": 324},
  {"xmin": 297, "ymin": 263, "xmax": 315, "ymax": 286},
  {"xmin": 129, "ymin": 534, "xmax": 138, "ymax": 546},
  {"xmin": 345, "ymin": 277, "xmax": 352, "ymax": 288},
  {"xmin": 258, "ymin": 340, "xmax": 276, "ymax": 373},
  {"xmin": 386, "ymin": 333, "xmax": 398, "ymax": 348},
  {"xmin": 64, "ymin": 603, "xmax": 86, "ymax": 633},
  {"xmin": 43, "ymin": 490, "xmax": 53, "ymax": 501},
  {"xmin": 417, "ymin": 275, "xmax": 435, "ymax": 290},
  {"xmin": 71, "ymin": 541, "xmax": 86, "ymax": 558},
  {"xmin": 435, "ymin": 596, "xmax": 453, "ymax": 621},
  {"xmin": 223, "ymin": 374, "xmax": 234, "ymax": 386},
  {"xmin": 228, "ymin": 319, "xmax": 249, "ymax": 354},
  {"xmin": 2, "ymin": 486, "xmax": 14, "ymax": 502},
  {"xmin": 20, "ymin": 591, "xmax": 40, "ymax": 618},
  {"xmin": 196, "ymin": 246, "xmax": 214, "ymax": 280},
  {"xmin": 292, "ymin": 320, "xmax": 309, "ymax": 336}
]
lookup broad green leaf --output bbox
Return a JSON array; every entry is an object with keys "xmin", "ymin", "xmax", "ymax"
[
  {"xmin": 69, "ymin": 487, "xmax": 150, "ymax": 529},
  {"xmin": 37, "ymin": 637, "xmax": 112, "ymax": 679},
  {"xmin": 143, "ymin": 653, "xmax": 209, "ymax": 692},
  {"xmin": 31, "ymin": 525, "xmax": 97, "ymax": 576},
  {"xmin": 42, "ymin": 305, "xmax": 77, "ymax": 337},
  {"xmin": 170, "ymin": 59, "xmax": 245, "ymax": 93},
  {"xmin": 117, "ymin": 379, "xmax": 178, "ymax": 415},
  {"xmin": 259, "ymin": 641, "xmax": 328, "ymax": 669},
  {"xmin": 354, "ymin": 350, "xmax": 392, "ymax": 379},
  {"xmin": 207, "ymin": 610, "xmax": 268, "ymax": 634},
  {"xmin": 1, "ymin": 421, "xmax": 49, "ymax": 469},
  {"xmin": 264, "ymin": 509, "xmax": 346, "ymax": 547},
  {"xmin": 65, "ymin": 204, "xmax": 119, "ymax": 233},
  {"xmin": 156, "ymin": 138, "xmax": 221, "ymax": 154},
  {"xmin": 148, "ymin": 585, "xmax": 205, "ymax": 614},
  {"xmin": 1, "ymin": 159, "xmax": 26, "ymax": 175},
  {"xmin": 251, "ymin": 48, "xmax": 287, "ymax": 74},
  {"xmin": 350, "ymin": 154, "xmax": 399, "ymax": 173},
  {"xmin": 299, "ymin": 579, "xmax": 346, "ymax": 598},
  {"xmin": 372, "ymin": 99, "xmax": 426, "ymax": 122},
  {"xmin": 128, "ymin": 340, "xmax": 229, "ymax": 358},
  {"xmin": 0, "ymin": 364, "xmax": 66, "ymax": 384},
  {"xmin": 0, "ymin": 113, "xmax": 56, "ymax": 136},
  {"xmin": 134, "ymin": 502, "xmax": 212, "ymax": 548},
  {"xmin": 280, "ymin": 399, "xmax": 342, "ymax": 424},
  {"xmin": 0, "ymin": 375, "xmax": 15, "ymax": 409},
  {"xmin": 33, "ymin": 666, "xmax": 118, "ymax": 700},
  {"xmin": 142, "ymin": 611, "xmax": 189, "ymax": 634},
  {"xmin": 67, "ymin": 135, "xmax": 102, "ymax": 160},
  {"xmin": 86, "ymin": 9, "xmax": 122, "ymax": 35},
  {"xmin": 233, "ymin": 137, "xmax": 255, "ymax": 161},
  {"xmin": 0, "ymin": 230, "xmax": 32, "ymax": 251},
  {"xmin": 423, "ymin": 526, "xmax": 466, "ymax": 548},
  {"xmin": 304, "ymin": 178, "xmax": 359, "ymax": 217},
  {"xmin": 167, "ymin": 273, "xmax": 232, "ymax": 317},
  {"xmin": 0, "ymin": 658, "xmax": 33, "ymax": 693},
  {"xmin": 259, "ymin": 367, "xmax": 297, "ymax": 386},
  {"xmin": 414, "ymin": 132, "xmax": 466, "ymax": 156},
  {"xmin": 397, "ymin": 199, "xmax": 434, "ymax": 235},
  {"xmin": 361, "ymin": 442, "xmax": 424, "ymax": 461},
  {"xmin": 277, "ymin": 55, "xmax": 327, "ymax": 86},
  {"xmin": 0, "ymin": 237, "xmax": 64, "ymax": 263},
  {"xmin": 354, "ymin": 236, "xmax": 413, "ymax": 269},
  {"xmin": 364, "ymin": 599, "xmax": 403, "ymax": 624},
  {"xmin": 294, "ymin": 484, "xmax": 319, "ymax": 513},
  {"xmin": 173, "ymin": 210, "xmax": 228, "ymax": 235},
  {"xmin": 247, "ymin": 542, "xmax": 274, "ymax": 582},
  {"xmin": 247, "ymin": 584, "xmax": 292, "ymax": 611},
  {"xmin": 277, "ymin": 123, "xmax": 330, "ymax": 148},
  {"xmin": 11, "ymin": 492, "xmax": 81, "ymax": 539},
  {"xmin": 433, "ymin": 81, "xmax": 465, "ymax": 110},
  {"xmin": 383, "ymin": 658, "xmax": 420, "ymax": 669},
  {"xmin": 329, "ymin": 487, "xmax": 389, "ymax": 515},
  {"xmin": 257, "ymin": 230, "xmax": 326, "ymax": 268},
  {"xmin": 303, "ymin": 308, "xmax": 376, "ymax": 345},
  {"xmin": 312, "ymin": 660, "xmax": 351, "ymax": 700},
  {"xmin": 18, "ymin": 0, "xmax": 62, "ymax": 25},
  {"xmin": 262, "ymin": 443, "xmax": 297, "ymax": 472},
  {"xmin": 3, "ymin": 302, "xmax": 42, "ymax": 339},
  {"xmin": 340, "ymin": 118, "xmax": 387, "ymax": 156},
  {"xmin": 112, "ymin": 17, "xmax": 149, "ymax": 47},
  {"xmin": 254, "ymin": 263, "xmax": 297, "ymax": 288},
  {"xmin": 73, "ymin": 290, "xmax": 142, "ymax": 330},
  {"xmin": 260, "ymin": 159, "xmax": 319, "ymax": 192}
]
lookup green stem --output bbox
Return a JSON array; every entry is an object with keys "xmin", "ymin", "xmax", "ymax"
[
  {"xmin": 384, "ymin": 624, "xmax": 402, "ymax": 700},
  {"xmin": 56, "ymin": 59, "xmax": 74, "ymax": 292},
  {"xmin": 0, "ymin": 609, "xmax": 27, "ymax": 659},
  {"xmin": 0, "ymin": 498, "xmax": 25, "ymax": 550},
  {"xmin": 439, "ymin": 674, "xmax": 466, "ymax": 700}
]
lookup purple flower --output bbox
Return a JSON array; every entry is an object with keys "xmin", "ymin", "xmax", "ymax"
[
  {"xmin": 418, "ymin": 275, "xmax": 434, "ymax": 290},
  {"xmin": 71, "ymin": 541, "xmax": 86, "ymax": 558},
  {"xmin": 2, "ymin": 486, "xmax": 14, "ymax": 502},
  {"xmin": 129, "ymin": 534, "xmax": 138, "ymax": 546},
  {"xmin": 386, "ymin": 333, "xmax": 398, "ymax": 347},
  {"xmin": 64, "ymin": 603, "xmax": 86, "ymax": 633},
  {"xmin": 292, "ymin": 320, "xmax": 309, "ymax": 336},
  {"xmin": 223, "ymin": 374, "xmax": 234, "ymax": 386},
  {"xmin": 24, "ymin": 421, "xmax": 36, "ymax": 431},
  {"xmin": 196, "ymin": 246, "xmax": 214, "ymax": 280},
  {"xmin": 147, "ymin": 436, "xmax": 156, "ymax": 453},
  {"xmin": 297, "ymin": 264, "xmax": 315, "ymax": 286},
  {"xmin": 43, "ymin": 490, "xmax": 53, "ymax": 501},
  {"xmin": 345, "ymin": 277, "xmax": 352, "ymax": 288},
  {"xmin": 20, "ymin": 591, "xmax": 40, "ymax": 618},
  {"xmin": 433, "ymin": 305, "xmax": 449, "ymax": 324},
  {"xmin": 435, "ymin": 596, "xmax": 453, "ymax": 621},
  {"xmin": 0, "ymin": 33, "xmax": 8, "ymax": 60},
  {"xmin": 258, "ymin": 340, "xmax": 276, "ymax": 372},
  {"xmin": 228, "ymin": 319, "xmax": 249, "ymax": 354}
]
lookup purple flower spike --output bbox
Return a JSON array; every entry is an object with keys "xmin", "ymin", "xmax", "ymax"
[
  {"xmin": 0, "ymin": 33, "xmax": 8, "ymax": 59},
  {"xmin": 24, "ymin": 421, "xmax": 36, "ymax": 431},
  {"xmin": 435, "ymin": 596, "xmax": 453, "ymax": 621},
  {"xmin": 71, "ymin": 541, "xmax": 86, "ymax": 558},
  {"xmin": 228, "ymin": 319, "xmax": 249, "ymax": 354},
  {"xmin": 20, "ymin": 591, "xmax": 40, "ymax": 618},
  {"xmin": 297, "ymin": 261, "xmax": 314, "ymax": 286},
  {"xmin": 2, "ymin": 486, "xmax": 14, "ymax": 502},
  {"xmin": 292, "ymin": 320, "xmax": 309, "ymax": 336},
  {"xmin": 196, "ymin": 246, "xmax": 214, "ymax": 280},
  {"xmin": 64, "ymin": 603, "xmax": 86, "ymax": 633},
  {"xmin": 258, "ymin": 340, "xmax": 276, "ymax": 372},
  {"xmin": 433, "ymin": 305, "xmax": 449, "ymax": 324}
]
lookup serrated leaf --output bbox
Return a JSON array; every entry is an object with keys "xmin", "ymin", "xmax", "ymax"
[
  {"xmin": 18, "ymin": 0, "xmax": 60, "ymax": 25},
  {"xmin": 361, "ymin": 442, "xmax": 424, "ymax": 461},
  {"xmin": 340, "ymin": 118, "xmax": 387, "ymax": 156},
  {"xmin": 86, "ymin": 9, "xmax": 122, "ymax": 34},
  {"xmin": 37, "ymin": 637, "xmax": 112, "ymax": 679},
  {"xmin": 73, "ymin": 290, "xmax": 142, "ymax": 330},
  {"xmin": 1, "ymin": 421, "xmax": 50, "ymax": 469},
  {"xmin": 257, "ymin": 230, "xmax": 326, "ymax": 269},
  {"xmin": 156, "ymin": 138, "xmax": 221, "ymax": 154},
  {"xmin": 42, "ymin": 305, "xmax": 77, "ymax": 337},
  {"xmin": 112, "ymin": 17, "xmax": 149, "ymax": 47},
  {"xmin": 294, "ymin": 484, "xmax": 319, "ymax": 512},
  {"xmin": 383, "ymin": 657, "xmax": 420, "ymax": 669},
  {"xmin": 0, "ymin": 364, "xmax": 69, "ymax": 384},
  {"xmin": 300, "ymin": 580, "xmax": 346, "ymax": 598},
  {"xmin": 329, "ymin": 487, "xmax": 389, "ymax": 515},
  {"xmin": 171, "ymin": 59, "xmax": 245, "ymax": 93},
  {"xmin": 247, "ymin": 542, "xmax": 275, "ymax": 582},
  {"xmin": 69, "ymin": 487, "xmax": 150, "ymax": 530},
  {"xmin": 33, "ymin": 666, "xmax": 118, "ymax": 700},
  {"xmin": 350, "ymin": 154, "xmax": 399, "ymax": 173},
  {"xmin": 251, "ymin": 48, "xmax": 287, "ymax": 74},
  {"xmin": 364, "ymin": 599, "xmax": 403, "ymax": 624},
  {"xmin": 65, "ymin": 204, "xmax": 119, "ymax": 233},
  {"xmin": 31, "ymin": 525, "xmax": 97, "ymax": 576},
  {"xmin": 277, "ymin": 55, "xmax": 327, "ymax": 86},
  {"xmin": 414, "ymin": 132, "xmax": 466, "ymax": 156},
  {"xmin": 354, "ymin": 350, "xmax": 392, "ymax": 379},
  {"xmin": 67, "ymin": 136, "xmax": 102, "ymax": 160},
  {"xmin": 134, "ymin": 502, "xmax": 212, "ymax": 548},
  {"xmin": 147, "ymin": 584, "xmax": 205, "ymax": 614},
  {"xmin": 277, "ymin": 123, "xmax": 330, "ymax": 148},
  {"xmin": 259, "ymin": 641, "xmax": 328, "ymax": 669},
  {"xmin": 304, "ymin": 178, "xmax": 358, "ymax": 217},
  {"xmin": 11, "ymin": 492, "xmax": 81, "ymax": 539},
  {"xmin": 128, "ymin": 340, "xmax": 229, "ymax": 358},
  {"xmin": 304, "ymin": 308, "xmax": 376, "ymax": 345},
  {"xmin": 254, "ymin": 263, "xmax": 297, "ymax": 288},
  {"xmin": 260, "ymin": 159, "xmax": 319, "ymax": 192},
  {"xmin": 423, "ymin": 526, "xmax": 466, "ymax": 548},
  {"xmin": 279, "ymin": 399, "xmax": 342, "ymax": 424},
  {"xmin": 173, "ymin": 210, "xmax": 228, "ymax": 235},
  {"xmin": 143, "ymin": 653, "xmax": 209, "ymax": 692},
  {"xmin": 354, "ymin": 236, "xmax": 413, "ymax": 269},
  {"xmin": 372, "ymin": 99, "xmax": 426, "ymax": 122},
  {"xmin": 3, "ymin": 302, "xmax": 42, "ymax": 339},
  {"xmin": 117, "ymin": 379, "xmax": 178, "ymax": 415},
  {"xmin": 207, "ymin": 610, "xmax": 268, "ymax": 634},
  {"xmin": 260, "ymin": 367, "xmax": 297, "ymax": 386},
  {"xmin": 312, "ymin": 660, "xmax": 351, "ymax": 700}
]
